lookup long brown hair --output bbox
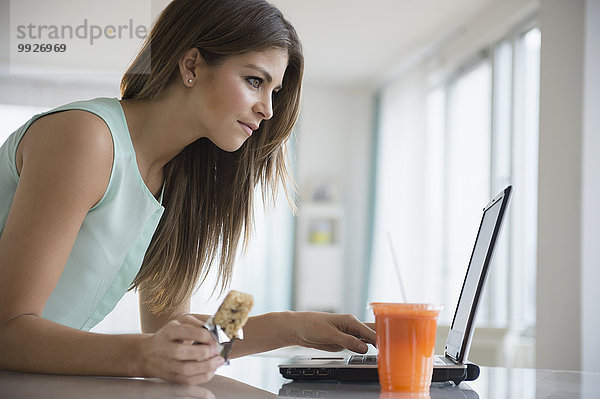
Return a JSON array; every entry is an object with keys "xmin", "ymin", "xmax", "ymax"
[{"xmin": 120, "ymin": 0, "xmax": 303, "ymax": 315}]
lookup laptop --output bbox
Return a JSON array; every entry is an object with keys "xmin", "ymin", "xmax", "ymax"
[{"xmin": 279, "ymin": 185, "xmax": 512, "ymax": 385}]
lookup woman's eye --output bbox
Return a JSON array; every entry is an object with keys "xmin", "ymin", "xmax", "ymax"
[{"xmin": 247, "ymin": 77, "xmax": 262, "ymax": 89}]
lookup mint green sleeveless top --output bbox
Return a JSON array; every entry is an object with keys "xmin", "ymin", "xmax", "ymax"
[{"xmin": 0, "ymin": 97, "xmax": 165, "ymax": 331}]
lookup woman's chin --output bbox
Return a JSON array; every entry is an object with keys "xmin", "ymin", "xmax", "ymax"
[{"xmin": 211, "ymin": 138, "xmax": 247, "ymax": 153}]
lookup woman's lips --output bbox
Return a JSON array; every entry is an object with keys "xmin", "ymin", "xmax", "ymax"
[
  {"xmin": 238, "ymin": 121, "xmax": 258, "ymax": 136},
  {"xmin": 238, "ymin": 121, "xmax": 252, "ymax": 136}
]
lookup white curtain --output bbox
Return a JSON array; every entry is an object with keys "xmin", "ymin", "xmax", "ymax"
[
  {"xmin": 367, "ymin": 60, "xmax": 494, "ymax": 326},
  {"xmin": 366, "ymin": 66, "xmax": 443, "ymax": 310}
]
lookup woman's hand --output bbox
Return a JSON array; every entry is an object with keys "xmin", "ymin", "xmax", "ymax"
[
  {"xmin": 139, "ymin": 314, "xmax": 225, "ymax": 385},
  {"xmin": 285, "ymin": 312, "xmax": 377, "ymax": 353}
]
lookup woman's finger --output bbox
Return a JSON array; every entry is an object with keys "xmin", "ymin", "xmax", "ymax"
[
  {"xmin": 164, "ymin": 322, "xmax": 216, "ymax": 344},
  {"xmin": 335, "ymin": 314, "xmax": 377, "ymax": 345},
  {"xmin": 167, "ymin": 356, "xmax": 225, "ymax": 384},
  {"xmin": 164, "ymin": 341, "xmax": 220, "ymax": 361},
  {"xmin": 334, "ymin": 331, "xmax": 370, "ymax": 353},
  {"xmin": 174, "ymin": 356, "xmax": 225, "ymax": 377}
]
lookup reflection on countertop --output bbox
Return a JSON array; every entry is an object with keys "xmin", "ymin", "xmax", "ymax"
[
  {"xmin": 0, "ymin": 369, "xmax": 477, "ymax": 399},
  {"xmin": 0, "ymin": 371, "xmax": 277, "ymax": 399},
  {"xmin": 468, "ymin": 367, "xmax": 600, "ymax": 399},
  {"xmin": 278, "ymin": 380, "xmax": 479, "ymax": 399}
]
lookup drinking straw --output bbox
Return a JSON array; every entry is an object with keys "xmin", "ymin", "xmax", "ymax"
[{"xmin": 386, "ymin": 231, "xmax": 407, "ymax": 303}]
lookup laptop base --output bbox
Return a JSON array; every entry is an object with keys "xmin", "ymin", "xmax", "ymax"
[{"xmin": 279, "ymin": 362, "xmax": 479, "ymax": 386}]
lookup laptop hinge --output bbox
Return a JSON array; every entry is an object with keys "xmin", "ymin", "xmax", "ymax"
[{"xmin": 444, "ymin": 352, "xmax": 460, "ymax": 364}]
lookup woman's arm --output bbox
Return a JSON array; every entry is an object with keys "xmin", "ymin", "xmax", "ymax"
[
  {"xmin": 0, "ymin": 315, "xmax": 144, "ymax": 376},
  {"xmin": 227, "ymin": 311, "xmax": 376, "ymax": 358},
  {"xmin": 139, "ymin": 292, "xmax": 210, "ymax": 333},
  {"xmin": 0, "ymin": 112, "xmax": 222, "ymax": 385},
  {"xmin": 144, "ymin": 306, "xmax": 376, "ymax": 359},
  {"xmin": 0, "ymin": 111, "xmax": 119, "ymax": 374}
]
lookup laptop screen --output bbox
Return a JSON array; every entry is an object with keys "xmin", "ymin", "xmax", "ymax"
[{"xmin": 445, "ymin": 187, "xmax": 511, "ymax": 362}]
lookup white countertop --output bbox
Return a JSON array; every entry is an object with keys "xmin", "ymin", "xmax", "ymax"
[{"xmin": 1, "ymin": 348, "xmax": 599, "ymax": 398}]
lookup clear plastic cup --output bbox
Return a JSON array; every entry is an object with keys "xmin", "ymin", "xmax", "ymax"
[{"xmin": 370, "ymin": 303, "xmax": 443, "ymax": 392}]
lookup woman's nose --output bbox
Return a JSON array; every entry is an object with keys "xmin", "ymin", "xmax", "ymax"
[{"xmin": 254, "ymin": 94, "xmax": 273, "ymax": 120}]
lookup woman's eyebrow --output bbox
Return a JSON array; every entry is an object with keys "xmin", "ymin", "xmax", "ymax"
[{"xmin": 244, "ymin": 63, "xmax": 283, "ymax": 90}]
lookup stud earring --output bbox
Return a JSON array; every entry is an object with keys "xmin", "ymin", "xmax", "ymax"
[{"xmin": 188, "ymin": 78, "xmax": 193, "ymax": 83}]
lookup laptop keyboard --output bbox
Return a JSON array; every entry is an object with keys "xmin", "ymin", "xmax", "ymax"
[
  {"xmin": 348, "ymin": 355, "xmax": 448, "ymax": 366},
  {"xmin": 433, "ymin": 357, "xmax": 447, "ymax": 366},
  {"xmin": 348, "ymin": 355, "xmax": 378, "ymax": 365}
]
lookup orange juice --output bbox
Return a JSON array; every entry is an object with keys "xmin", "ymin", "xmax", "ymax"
[{"xmin": 370, "ymin": 303, "xmax": 442, "ymax": 392}]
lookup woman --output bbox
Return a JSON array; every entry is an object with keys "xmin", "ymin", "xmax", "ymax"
[{"xmin": 0, "ymin": 0, "xmax": 375, "ymax": 386}]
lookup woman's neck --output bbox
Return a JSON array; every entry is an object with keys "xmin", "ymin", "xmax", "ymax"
[{"xmin": 119, "ymin": 90, "xmax": 199, "ymax": 186}]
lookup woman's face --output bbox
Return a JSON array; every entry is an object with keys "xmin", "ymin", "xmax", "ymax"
[{"xmin": 191, "ymin": 48, "xmax": 289, "ymax": 152}]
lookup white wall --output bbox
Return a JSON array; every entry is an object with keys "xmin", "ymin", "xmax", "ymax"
[
  {"xmin": 294, "ymin": 82, "xmax": 375, "ymax": 316},
  {"xmin": 581, "ymin": 0, "xmax": 600, "ymax": 373},
  {"xmin": 0, "ymin": 75, "xmax": 119, "ymax": 108},
  {"xmin": 537, "ymin": 0, "xmax": 600, "ymax": 372},
  {"xmin": 536, "ymin": 0, "xmax": 584, "ymax": 371}
]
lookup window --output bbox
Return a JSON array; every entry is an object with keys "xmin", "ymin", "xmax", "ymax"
[
  {"xmin": 367, "ymin": 26, "xmax": 540, "ymax": 365},
  {"xmin": 442, "ymin": 58, "xmax": 493, "ymax": 325}
]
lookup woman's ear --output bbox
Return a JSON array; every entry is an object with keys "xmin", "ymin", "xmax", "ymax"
[{"xmin": 178, "ymin": 48, "xmax": 204, "ymax": 87}]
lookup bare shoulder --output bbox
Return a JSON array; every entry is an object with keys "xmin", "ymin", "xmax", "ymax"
[
  {"xmin": 17, "ymin": 110, "xmax": 114, "ymax": 209},
  {"xmin": 19, "ymin": 110, "xmax": 114, "ymax": 167}
]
